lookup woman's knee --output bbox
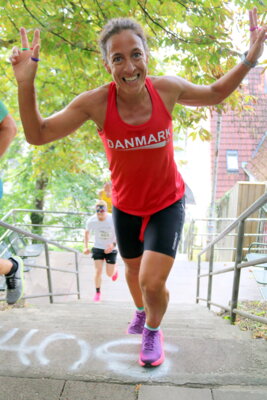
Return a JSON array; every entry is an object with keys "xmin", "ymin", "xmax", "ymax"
[
  {"xmin": 139, "ymin": 276, "xmax": 165, "ymax": 297},
  {"xmin": 123, "ymin": 256, "xmax": 141, "ymax": 276}
]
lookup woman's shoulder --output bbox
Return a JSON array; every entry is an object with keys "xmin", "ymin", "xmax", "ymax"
[
  {"xmin": 82, "ymin": 82, "xmax": 111, "ymax": 103},
  {"xmin": 149, "ymin": 75, "xmax": 183, "ymax": 92},
  {"xmin": 148, "ymin": 76, "xmax": 184, "ymax": 112},
  {"xmin": 77, "ymin": 83, "xmax": 112, "ymax": 127}
]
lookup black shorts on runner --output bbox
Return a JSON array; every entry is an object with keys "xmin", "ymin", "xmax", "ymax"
[
  {"xmin": 91, "ymin": 248, "xmax": 118, "ymax": 264},
  {"xmin": 112, "ymin": 197, "xmax": 185, "ymax": 259}
]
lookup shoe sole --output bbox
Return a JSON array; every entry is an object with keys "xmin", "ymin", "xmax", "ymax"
[
  {"xmin": 7, "ymin": 256, "xmax": 25, "ymax": 305},
  {"xmin": 126, "ymin": 327, "xmax": 143, "ymax": 334},
  {"xmin": 139, "ymin": 330, "xmax": 165, "ymax": 367}
]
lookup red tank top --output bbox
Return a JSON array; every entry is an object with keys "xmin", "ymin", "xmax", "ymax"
[{"xmin": 98, "ymin": 77, "xmax": 185, "ymax": 216}]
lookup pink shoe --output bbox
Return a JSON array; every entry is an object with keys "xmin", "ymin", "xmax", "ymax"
[
  {"xmin": 93, "ymin": 292, "xmax": 101, "ymax": 302},
  {"xmin": 112, "ymin": 269, "xmax": 118, "ymax": 281}
]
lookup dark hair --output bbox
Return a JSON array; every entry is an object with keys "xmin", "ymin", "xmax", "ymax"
[{"xmin": 99, "ymin": 18, "xmax": 148, "ymax": 62}]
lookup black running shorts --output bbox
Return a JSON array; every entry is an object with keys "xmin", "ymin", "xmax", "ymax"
[
  {"xmin": 91, "ymin": 248, "xmax": 118, "ymax": 264},
  {"xmin": 112, "ymin": 198, "xmax": 185, "ymax": 259}
]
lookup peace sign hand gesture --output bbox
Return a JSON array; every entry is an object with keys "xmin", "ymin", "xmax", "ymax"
[
  {"xmin": 247, "ymin": 7, "xmax": 267, "ymax": 64},
  {"xmin": 10, "ymin": 28, "xmax": 40, "ymax": 84}
]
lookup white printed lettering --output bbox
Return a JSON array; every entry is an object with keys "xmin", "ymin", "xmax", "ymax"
[{"xmin": 147, "ymin": 134, "xmax": 157, "ymax": 145}]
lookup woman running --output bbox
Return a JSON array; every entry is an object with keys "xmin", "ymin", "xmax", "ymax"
[{"xmin": 10, "ymin": 7, "xmax": 266, "ymax": 367}]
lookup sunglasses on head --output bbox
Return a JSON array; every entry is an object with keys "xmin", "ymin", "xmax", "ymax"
[{"xmin": 96, "ymin": 205, "xmax": 106, "ymax": 213}]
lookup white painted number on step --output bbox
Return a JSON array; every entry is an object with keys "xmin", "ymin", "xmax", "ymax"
[{"xmin": 0, "ymin": 326, "xmax": 179, "ymax": 377}]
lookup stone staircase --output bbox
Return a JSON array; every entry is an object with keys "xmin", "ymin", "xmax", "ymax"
[{"xmin": 0, "ymin": 301, "xmax": 266, "ymax": 389}]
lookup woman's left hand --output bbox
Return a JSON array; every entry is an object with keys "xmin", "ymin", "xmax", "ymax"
[{"xmin": 247, "ymin": 7, "xmax": 267, "ymax": 62}]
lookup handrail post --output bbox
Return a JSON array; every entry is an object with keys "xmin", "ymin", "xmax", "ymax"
[
  {"xmin": 230, "ymin": 220, "xmax": 245, "ymax": 324},
  {"xmin": 196, "ymin": 254, "xmax": 201, "ymax": 303},
  {"xmin": 44, "ymin": 243, "xmax": 54, "ymax": 304},
  {"xmin": 207, "ymin": 244, "xmax": 214, "ymax": 309},
  {"xmin": 75, "ymin": 252, "xmax": 80, "ymax": 300},
  {"xmin": 188, "ymin": 219, "xmax": 195, "ymax": 260}
]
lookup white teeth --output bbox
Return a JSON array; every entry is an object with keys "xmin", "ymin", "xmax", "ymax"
[{"xmin": 124, "ymin": 75, "xmax": 138, "ymax": 81}]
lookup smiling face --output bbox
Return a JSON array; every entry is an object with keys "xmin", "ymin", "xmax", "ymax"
[{"xmin": 105, "ymin": 29, "xmax": 149, "ymax": 95}]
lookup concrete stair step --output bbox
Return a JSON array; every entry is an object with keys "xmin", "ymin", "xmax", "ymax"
[
  {"xmin": 2, "ymin": 301, "xmax": 249, "ymax": 339},
  {"xmin": 0, "ymin": 302, "xmax": 266, "ymax": 386}
]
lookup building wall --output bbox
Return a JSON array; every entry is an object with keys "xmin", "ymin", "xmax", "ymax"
[
  {"xmin": 210, "ymin": 67, "xmax": 267, "ymax": 200},
  {"xmin": 216, "ymin": 182, "xmax": 266, "ymax": 261}
]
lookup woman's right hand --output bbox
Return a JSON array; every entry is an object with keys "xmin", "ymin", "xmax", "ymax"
[{"xmin": 10, "ymin": 27, "xmax": 40, "ymax": 84}]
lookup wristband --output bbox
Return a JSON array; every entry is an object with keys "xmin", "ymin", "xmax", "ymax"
[{"xmin": 241, "ymin": 51, "xmax": 258, "ymax": 68}]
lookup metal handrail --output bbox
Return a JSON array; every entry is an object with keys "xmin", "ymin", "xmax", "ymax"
[
  {"xmin": 196, "ymin": 191, "xmax": 267, "ymax": 325},
  {"xmin": 0, "ymin": 208, "xmax": 92, "ymax": 246},
  {"xmin": 0, "ymin": 219, "xmax": 81, "ymax": 304},
  {"xmin": 186, "ymin": 216, "xmax": 267, "ymax": 260}
]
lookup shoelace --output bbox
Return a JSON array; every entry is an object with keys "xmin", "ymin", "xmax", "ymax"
[
  {"xmin": 6, "ymin": 274, "xmax": 16, "ymax": 290},
  {"xmin": 143, "ymin": 330, "xmax": 158, "ymax": 351}
]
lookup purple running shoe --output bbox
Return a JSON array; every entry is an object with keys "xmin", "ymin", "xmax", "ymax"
[
  {"xmin": 139, "ymin": 328, "xmax": 165, "ymax": 367},
  {"xmin": 127, "ymin": 310, "xmax": 146, "ymax": 334}
]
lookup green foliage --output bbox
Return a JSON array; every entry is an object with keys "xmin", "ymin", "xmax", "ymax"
[{"xmin": 0, "ymin": 0, "xmax": 264, "ymax": 214}]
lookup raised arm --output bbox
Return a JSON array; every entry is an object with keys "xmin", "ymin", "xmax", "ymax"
[
  {"xmin": 10, "ymin": 28, "xmax": 98, "ymax": 145},
  {"xmin": 174, "ymin": 7, "xmax": 267, "ymax": 107},
  {"xmin": 0, "ymin": 114, "xmax": 17, "ymax": 157}
]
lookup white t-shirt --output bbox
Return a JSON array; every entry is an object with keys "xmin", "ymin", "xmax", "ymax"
[{"xmin": 85, "ymin": 213, "xmax": 116, "ymax": 250}]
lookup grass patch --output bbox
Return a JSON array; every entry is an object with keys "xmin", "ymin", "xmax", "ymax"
[
  {"xmin": 235, "ymin": 301, "xmax": 267, "ymax": 340},
  {"xmin": 219, "ymin": 301, "xmax": 267, "ymax": 340}
]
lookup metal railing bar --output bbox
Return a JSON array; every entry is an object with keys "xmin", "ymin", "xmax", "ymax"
[
  {"xmin": 0, "ymin": 220, "xmax": 80, "ymax": 254},
  {"xmin": 192, "ymin": 217, "xmax": 267, "ymax": 222},
  {"xmin": 207, "ymin": 245, "xmax": 214, "ymax": 309},
  {"xmin": 237, "ymin": 256, "xmax": 267, "ymax": 269},
  {"xmin": 230, "ymin": 220, "xmax": 245, "ymax": 323},
  {"xmin": 23, "ymin": 264, "xmax": 79, "ymax": 274},
  {"xmin": 198, "ymin": 192, "xmax": 267, "ymax": 257},
  {"xmin": 0, "ymin": 230, "xmax": 14, "ymax": 242},
  {"xmin": 196, "ymin": 255, "xmax": 201, "ymax": 303},
  {"xmin": 193, "ymin": 233, "xmax": 266, "ymax": 237},
  {"xmin": 196, "ymin": 297, "xmax": 208, "ymax": 302},
  {"xmin": 74, "ymin": 252, "xmax": 80, "ymax": 300},
  {"xmin": 208, "ymin": 301, "xmax": 231, "ymax": 312},
  {"xmin": 197, "ymin": 298, "xmax": 231, "ymax": 312},
  {"xmin": 44, "ymin": 243, "xmax": 53, "ymax": 303},
  {"xmin": 46, "ymin": 239, "xmax": 84, "ymax": 243},
  {"xmin": 233, "ymin": 308, "xmax": 267, "ymax": 325},
  {"xmin": 11, "ymin": 208, "xmax": 91, "ymax": 216},
  {"xmin": 22, "ymin": 292, "xmax": 79, "ymax": 299},
  {"xmin": 193, "ymin": 246, "xmax": 266, "ymax": 253},
  {"xmin": 199, "ymin": 266, "xmax": 235, "ymax": 278},
  {"xmin": 0, "ymin": 210, "xmax": 14, "ymax": 222},
  {"xmin": 15, "ymin": 223, "xmax": 84, "ymax": 230},
  {"xmin": 0, "ymin": 214, "xmax": 84, "ymax": 304}
]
